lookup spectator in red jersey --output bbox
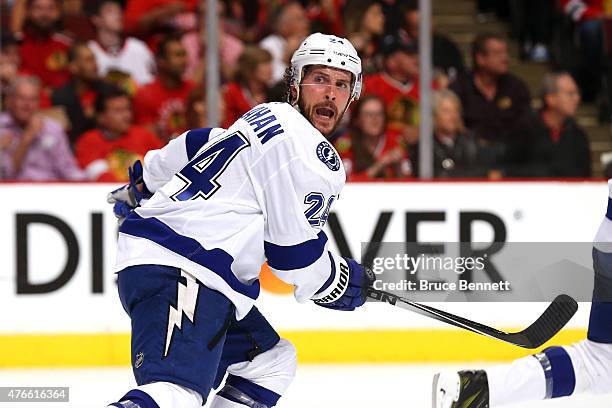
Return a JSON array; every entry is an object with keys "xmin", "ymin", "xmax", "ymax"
[
  {"xmin": 450, "ymin": 33, "xmax": 531, "ymax": 151},
  {"xmin": 260, "ymin": 1, "xmax": 311, "ymax": 85},
  {"xmin": 343, "ymin": 0, "xmax": 385, "ymax": 75},
  {"xmin": 19, "ymin": 0, "xmax": 72, "ymax": 90},
  {"xmin": 362, "ymin": 34, "xmax": 423, "ymax": 145},
  {"xmin": 560, "ymin": 0, "xmax": 604, "ymax": 102},
  {"xmin": 89, "ymin": 0, "xmax": 155, "ymax": 92},
  {"xmin": 51, "ymin": 42, "xmax": 105, "ymax": 146},
  {"xmin": 76, "ymin": 85, "xmax": 162, "ymax": 182},
  {"xmin": 133, "ymin": 34, "xmax": 195, "ymax": 142},
  {"xmin": 0, "ymin": 75, "xmax": 87, "ymax": 181},
  {"xmin": 222, "ymin": 46, "xmax": 273, "ymax": 128},
  {"xmin": 509, "ymin": 72, "xmax": 591, "ymax": 177},
  {"xmin": 334, "ymin": 95, "xmax": 411, "ymax": 179}
]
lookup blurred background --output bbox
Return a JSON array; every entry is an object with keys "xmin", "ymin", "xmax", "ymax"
[{"xmin": 1, "ymin": 0, "xmax": 612, "ymax": 406}]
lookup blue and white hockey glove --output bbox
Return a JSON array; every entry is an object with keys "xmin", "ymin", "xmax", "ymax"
[
  {"xmin": 312, "ymin": 257, "xmax": 375, "ymax": 311},
  {"xmin": 106, "ymin": 160, "xmax": 153, "ymax": 223}
]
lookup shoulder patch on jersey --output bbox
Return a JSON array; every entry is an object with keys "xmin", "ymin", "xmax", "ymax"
[{"xmin": 316, "ymin": 141, "xmax": 341, "ymax": 171}]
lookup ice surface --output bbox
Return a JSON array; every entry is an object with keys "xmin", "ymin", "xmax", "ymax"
[{"xmin": 0, "ymin": 365, "xmax": 609, "ymax": 407}]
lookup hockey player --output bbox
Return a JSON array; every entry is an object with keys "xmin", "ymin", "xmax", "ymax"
[
  {"xmin": 433, "ymin": 180, "xmax": 612, "ymax": 407},
  {"xmin": 106, "ymin": 33, "xmax": 374, "ymax": 408}
]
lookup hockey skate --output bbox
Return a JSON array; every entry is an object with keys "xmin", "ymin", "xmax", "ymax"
[{"xmin": 432, "ymin": 370, "xmax": 490, "ymax": 408}]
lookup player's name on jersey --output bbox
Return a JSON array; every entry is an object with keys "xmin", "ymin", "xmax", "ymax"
[
  {"xmin": 372, "ymin": 279, "xmax": 512, "ymax": 292},
  {"xmin": 241, "ymin": 105, "xmax": 284, "ymax": 144}
]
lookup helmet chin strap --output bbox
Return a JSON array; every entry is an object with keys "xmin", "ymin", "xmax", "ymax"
[
  {"xmin": 338, "ymin": 97, "xmax": 354, "ymax": 121},
  {"xmin": 289, "ymin": 85, "xmax": 300, "ymax": 110}
]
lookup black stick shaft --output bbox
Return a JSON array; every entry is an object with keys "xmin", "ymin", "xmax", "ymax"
[{"xmin": 367, "ymin": 287, "xmax": 578, "ymax": 349}]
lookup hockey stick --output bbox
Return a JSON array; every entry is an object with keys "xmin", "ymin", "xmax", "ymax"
[{"xmin": 367, "ymin": 287, "xmax": 578, "ymax": 349}]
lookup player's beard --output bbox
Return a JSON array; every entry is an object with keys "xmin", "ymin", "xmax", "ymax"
[{"xmin": 297, "ymin": 97, "xmax": 345, "ymax": 138}]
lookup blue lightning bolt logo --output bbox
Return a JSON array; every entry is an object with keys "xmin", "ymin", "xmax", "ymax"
[{"xmin": 164, "ymin": 270, "xmax": 199, "ymax": 357}]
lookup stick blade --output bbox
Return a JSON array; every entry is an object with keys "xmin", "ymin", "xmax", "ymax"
[{"xmin": 510, "ymin": 294, "xmax": 578, "ymax": 348}]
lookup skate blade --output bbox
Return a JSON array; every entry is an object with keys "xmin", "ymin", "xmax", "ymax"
[{"xmin": 432, "ymin": 372, "xmax": 460, "ymax": 408}]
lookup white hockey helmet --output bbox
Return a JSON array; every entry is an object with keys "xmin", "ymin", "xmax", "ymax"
[{"xmin": 289, "ymin": 33, "xmax": 362, "ymax": 105}]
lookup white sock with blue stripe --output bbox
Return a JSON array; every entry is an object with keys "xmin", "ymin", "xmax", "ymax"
[
  {"xmin": 486, "ymin": 354, "xmax": 547, "ymax": 406},
  {"xmin": 108, "ymin": 382, "xmax": 202, "ymax": 408}
]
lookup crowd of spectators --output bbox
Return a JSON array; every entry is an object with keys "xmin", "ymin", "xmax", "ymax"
[{"xmin": 0, "ymin": 0, "xmax": 599, "ymax": 182}]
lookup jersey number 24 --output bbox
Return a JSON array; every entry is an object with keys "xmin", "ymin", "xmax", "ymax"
[{"xmin": 304, "ymin": 192, "xmax": 335, "ymax": 227}]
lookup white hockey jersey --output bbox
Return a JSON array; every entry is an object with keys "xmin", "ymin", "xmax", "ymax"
[{"xmin": 115, "ymin": 102, "xmax": 347, "ymax": 319}]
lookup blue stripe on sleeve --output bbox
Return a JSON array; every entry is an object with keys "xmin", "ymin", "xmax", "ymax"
[
  {"xmin": 120, "ymin": 213, "xmax": 260, "ymax": 300},
  {"xmin": 587, "ymin": 301, "xmax": 612, "ymax": 343},
  {"xmin": 264, "ymin": 230, "xmax": 328, "ymax": 271},
  {"xmin": 185, "ymin": 128, "xmax": 213, "ymax": 160},
  {"xmin": 544, "ymin": 346, "xmax": 576, "ymax": 398},
  {"xmin": 607, "ymin": 197, "xmax": 612, "ymax": 221}
]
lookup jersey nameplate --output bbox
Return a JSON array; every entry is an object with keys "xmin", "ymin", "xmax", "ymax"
[{"xmin": 242, "ymin": 106, "xmax": 285, "ymax": 144}]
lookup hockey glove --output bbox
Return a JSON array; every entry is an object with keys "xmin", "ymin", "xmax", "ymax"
[
  {"xmin": 312, "ymin": 257, "xmax": 375, "ymax": 311},
  {"xmin": 107, "ymin": 160, "xmax": 153, "ymax": 223}
]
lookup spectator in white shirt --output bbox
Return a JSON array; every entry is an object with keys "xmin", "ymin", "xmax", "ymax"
[{"xmin": 88, "ymin": 0, "xmax": 155, "ymax": 91}]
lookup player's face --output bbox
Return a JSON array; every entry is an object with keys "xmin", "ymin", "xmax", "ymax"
[{"xmin": 298, "ymin": 66, "xmax": 353, "ymax": 136}]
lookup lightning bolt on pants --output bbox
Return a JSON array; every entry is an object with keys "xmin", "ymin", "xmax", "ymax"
[{"xmin": 115, "ymin": 264, "xmax": 235, "ymax": 405}]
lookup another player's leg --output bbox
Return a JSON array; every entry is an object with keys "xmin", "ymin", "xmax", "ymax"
[
  {"xmin": 209, "ymin": 307, "xmax": 297, "ymax": 407},
  {"xmin": 108, "ymin": 265, "xmax": 235, "ymax": 408},
  {"xmin": 433, "ymin": 182, "xmax": 612, "ymax": 407}
]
